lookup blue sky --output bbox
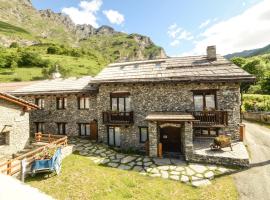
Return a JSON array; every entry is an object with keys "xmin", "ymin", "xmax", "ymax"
[{"xmin": 32, "ymin": 0, "xmax": 269, "ymax": 56}]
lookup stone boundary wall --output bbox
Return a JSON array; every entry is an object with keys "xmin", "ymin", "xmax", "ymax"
[
  {"xmin": 188, "ymin": 153, "xmax": 249, "ymax": 167},
  {"xmin": 243, "ymin": 112, "xmax": 270, "ymax": 124}
]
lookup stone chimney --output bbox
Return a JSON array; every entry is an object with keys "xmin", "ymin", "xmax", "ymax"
[
  {"xmin": 51, "ymin": 65, "xmax": 61, "ymax": 79},
  {"xmin": 207, "ymin": 46, "xmax": 216, "ymax": 60}
]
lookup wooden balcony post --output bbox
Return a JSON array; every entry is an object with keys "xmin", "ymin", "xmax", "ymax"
[{"xmin": 158, "ymin": 143, "xmax": 162, "ymax": 158}]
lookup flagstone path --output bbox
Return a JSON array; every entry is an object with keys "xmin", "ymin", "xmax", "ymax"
[{"xmin": 69, "ymin": 138, "xmax": 234, "ymax": 187}]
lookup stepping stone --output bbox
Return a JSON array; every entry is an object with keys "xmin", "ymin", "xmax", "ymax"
[
  {"xmin": 157, "ymin": 166, "xmax": 169, "ymax": 171},
  {"xmin": 204, "ymin": 171, "xmax": 214, "ymax": 179},
  {"xmin": 180, "ymin": 175, "xmax": 189, "ymax": 183},
  {"xmin": 208, "ymin": 165, "xmax": 217, "ymax": 170},
  {"xmin": 161, "ymin": 171, "xmax": 169, "ymax": 179},
  {"xmin": 151, "ymin": 168, "xmax": 159, "ymax": 174},
  {"xmin": 111, "ymin": 159, "xmax": 120, "ymax": 163},
  {"xmin": 186, "ymin": 168, "xmax": 195, "ymax": 176},
  {"xmin": 192, "ymin": 179, "xmax": 211, "ymax": 187},
  {"xmin": 170, "ymin": 175, "xmax": 180, "ymax": 181},
  {"xmin": 107, "ymin": 162, "xmax": 119, "ymax": 168},
  {"xmin": 121, "ymin": 156, "xmax": 136, "ymax": 164},
  {"xmin": 150, "ymin": 174, "xmax": 161, "ymax": 177},
  {"xmin": 128, "ymin": 162, "xmax": 136, "ymax": 167},
  {"xmin": 175, "ymin": 166, "xmax": 185, "ymax": 172},
  {"xmin": 171, "ymin": 159, "xmax": 186, "ymax": 166},
  {"xmin": 153, "ymin": 158, "xmax": 171, "ymax": 165},
  {"xmin": 143, "ymin": 157, "xmax": 151, "ymax": 162},
  {"xmin": 79, "ymin": 151, "xmax": 88, "ymax": 156},
  {"xmin": 191, "ymin": 176, "xmax": 201, "ymax": 181},
  {"xmin": 118, "ymin": 164, "xmax": 132, "ymax": 170},
  {"xmin": 136, "ymin": 157, "xmax": 142, "ymax": 161},
  {"xmin": 170, "ymin": 171, "xmax": 180, "ymax": 175},
  {"xmin": 136, "ymin": 161, "xmax": 143, "ymax": 166},
  {"xmin": 144, "ymin": 162, "xmax": 152, "ymax": 167},
  {"xmin": 189, "ymin": 164, "xmax": 207, "ymax": 174},
  {"xmin": 133, "ymin": 166, "xmax": 143, "ymax": 172},
  {"xmin": 195, "ymin": 174, "xmax": 204, "ymax": 178},
  {"xmin": 101, "ymin": 159, "xmax": 110, "ymax": 164},
  {"xmin": 116, "ymin": 154, "xmax": 125, "ymax": 159},
  {"xmin": 218, "ymin": 167, "xmax": 228, "ymax": 173},
  {"xmin": 146, "ymin": 168, "xmax": 153, "ymax": 173},
  {"xmin": 169, "ymin": 166, "xmax": 176, "ymax": 170},
  {"xmin": 100, "ymin": 153, "xmax": 107, "ymax": 157}
]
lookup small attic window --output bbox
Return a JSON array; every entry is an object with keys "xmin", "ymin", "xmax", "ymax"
[
  {"xmin": 155, "ymin": 63, "xmax": 161, "ymax": 68},
  {"xmin": 134, "ymin": 64, "xmax": 139, "ymax": 69}
]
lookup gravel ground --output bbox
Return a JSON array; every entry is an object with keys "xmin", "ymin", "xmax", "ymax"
[{"xmin": 233, "ymin": 120, "xmax": 270, "ymax": 200}]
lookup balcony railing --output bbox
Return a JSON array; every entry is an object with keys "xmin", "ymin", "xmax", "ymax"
[
  {"xmin": 189, "ymin": 110, "xmax": 228, "ymax": 127},
  {"xmin": 103, "ymin": 111, "xmax": 134, "ymax": 125}
]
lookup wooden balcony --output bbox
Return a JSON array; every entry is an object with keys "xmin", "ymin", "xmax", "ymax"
[
  {"xmin": 103, "ymin": 111, "xmax": 134, "ymax": 125},
  {"xmin": 189, "ymin": 111, "xmax": 228, "ymax": 127}
]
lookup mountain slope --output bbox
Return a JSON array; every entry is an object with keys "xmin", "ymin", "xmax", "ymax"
[
  {"xmin": 0, "ymin": 0, "xmax": 167, "ymax": 82},
  {"xmin": 225, "ymin": 43, "xmax": 270, "ymax": 59}
]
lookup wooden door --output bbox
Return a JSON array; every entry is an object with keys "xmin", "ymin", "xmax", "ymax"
[
  {"xmin": 90, "ymin": 120, "xmax": 98, "ymax": 141},
  {"xmin": 160, "ymin": 127, "xmax": 181, "ymax": 153}
]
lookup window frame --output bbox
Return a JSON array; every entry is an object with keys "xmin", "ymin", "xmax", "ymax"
[
  {"xmin": 56, "ymin": 97, "xmax": 67, "ymax": 110},
  {"xmin": 110, "ymin": 93, "xmax": 130, "ymax": 112},
  {"xmin": 139, "ymin": 126, "xmax": 149, "ymax": 143},
  {"xmin": 193, "ymin": 127, "xmax": 219, "ymax": 137},
  {"xmin": 35, "ymin": 98, "xmax": 45, "ymax": 109},
  {"xmin": 107, "ymin": 126, "xmax": 121, "ymax": 147},
  {"xmin": 57, "ymin": 123, "xmax": 67, "ymax": 135},
  {"xmin": 34, "ymin": 122, "xmax": 45, "ymax": 133},
  {"xmin": 193, "ymin": 90, "xmax": 217, "ymax": 111},
  {"xmin": 78, "ymin": 96, "xmax": 90, "ymax": 110},
  {"xmin": 78, "ymin": 123, "xmax": 91, "ymax": 136}
]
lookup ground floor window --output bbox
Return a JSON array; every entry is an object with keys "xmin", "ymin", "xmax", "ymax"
[
  {"xmin": 57, "ymin": 123, "xmax": 67, "ymax": 135},
  {"xmin": 34, "ymin": 122, "xmax": 45, "ymax": 133},
  {"xmin": 139, "ymin": 127, "xmax": 148, "ymax": 143},
  {"xmin": 78, "ymin": 123, "xmax": 90, "ymax": 136},
  {"xmin": 108, "ymin": 126, "xmax": 121, "ymax": 147},
  {"xmin": 193, "ymin": 127, "xmax": 219, "ymax": 137}
]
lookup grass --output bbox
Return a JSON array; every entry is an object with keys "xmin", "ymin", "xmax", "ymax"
[
  {"xmin": 26, "ymin": 154, "xmax": 238, "ymax": 200},
  {"xmin": 0, "ymin": 67, "xmax": 43, "ymax": 82}
]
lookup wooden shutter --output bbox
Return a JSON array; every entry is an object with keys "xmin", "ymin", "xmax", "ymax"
[{"xmin": 90, "ymin": 120, "xmax": 98, "ymax": 141}]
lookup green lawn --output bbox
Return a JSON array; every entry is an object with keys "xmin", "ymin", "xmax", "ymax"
[
  {"xmin": 0, "ymin": 67, "xmax": 43, "ymax": 82},
  {"xmin": 26, "ymin": 154, "xmax": 238, "ymax": 200}
]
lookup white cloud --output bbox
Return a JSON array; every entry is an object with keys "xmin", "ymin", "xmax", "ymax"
[
  {"xmin": 168, "ymin": 24, "xmax": 194, "ymax": 47},
  {"xmin": 199, "ymin": 19, "xmax": 211, "ymax": 29},
  {"xmin": 103, "ymin": 10, "xmax": 125, "ymax": 25},
  {"xmin": 62, "ymin": 0, "xmax": 102, "ymax": 28},
  {"xmin": 187, "ymin": 0, "xmax": 270, "ymax": 55}
]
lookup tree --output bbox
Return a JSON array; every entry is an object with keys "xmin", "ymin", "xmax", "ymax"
[
  {"xmin": 231, "ymin": 57, "xmax": 246, "ymax": 67},
  {"xmin": 47, "ymin": 46, "xmax": 61, "ymax": 54},
  {"xmin": 10, "ymin": 60, "xmax": 18, "ymax": 72},
  {"xmin": 242, "ymin": 59, "xmax": 265, "ymax": 80},
  {"xmin": 261, "ymin": 72, "xmax": 270, "ymax": 94}
]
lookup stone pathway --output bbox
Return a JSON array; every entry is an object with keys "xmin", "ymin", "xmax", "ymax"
[{"xmin": 69, "ymin": 138, "xmax": 234, "ymax": 187}]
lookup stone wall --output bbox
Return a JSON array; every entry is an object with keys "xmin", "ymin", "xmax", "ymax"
[
  {"xmin": 20, "ymin": 93, "xmax": 97, "ymax": 136},
  {"xmin": 96, "ymin": 82, "xmax": 241, "ymax": 150},
  {"xmin": 0, "ymin": 99, "xmax": 30, "ymax": 155},
  {"xmin": 243, "ymin": 112, "xmax": 270, "ymax": 124}
]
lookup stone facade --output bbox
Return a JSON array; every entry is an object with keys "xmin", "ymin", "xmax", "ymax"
[
  {"xmin": 15, "ymin": 81, "xmax": 242, "ymax": 161},
  {"xmin": 96, "ymin": 82, "xmax": 241, "ymax": 151},
  {"xmin": 0, "ymin": 99, "xmax": 30, "ymax": 155},
  {"xmin": 20, "ymin": 93, "xmax": 97, "ymax": 136}
]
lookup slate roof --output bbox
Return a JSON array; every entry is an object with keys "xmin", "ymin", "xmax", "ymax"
[
  {"xmin": 94, "ymin": 55, "xmax": 255, "ymax": 83},
  {"xmin": 9, "ymin": 76, "xmax": 96, "ymax": 95},
  {"xmin": 0, "ymin": 81, "xmax": 41, "ymax": 93},
  {"xmin": 0, "ymin": 92, "xmax": 38, "ymax": 109}
]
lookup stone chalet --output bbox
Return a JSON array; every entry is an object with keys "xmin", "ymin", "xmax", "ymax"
[
  {"xmin": 0, "ymin": 92, "xmax": 38, "ymax": 156},
  {"xmin": 1, "ymin": 46, "xmax": 255, "ymax": 164}
]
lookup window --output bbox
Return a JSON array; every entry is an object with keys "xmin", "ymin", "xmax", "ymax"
[
  {"xmin": 35, "ymin": 98, "xmax": 44, "ymax": 109},
  {"xmin": 139, "ymin": 127, "xmax": 148, "ymax": 143},
  {"xmin": 34, "ymin": 122, "xmax": 45, "ymax": 133},
  {"xmin": 78, "ymin": 123, "xmax": 90, "ymax": 136},
  {"xmin": 110, "ymin": 93, "xmax": 131, "ymax": 112},
  {"xmin": 56, "ymin": 97, "xmax": 67, "ymax": 110},
  {"xmin": 194, "ymin": 128, "xmax": 219, "ymax": 137},
  {"xmin": 193, "ymin": 90, "xmax": 216, "ymax": 111},
  {"xmin": 78, "ymin": 97, "xmax": 90, "ymax": 109},
  {"xmin": 108, "ymin": 126, "xmax": 121, "ymax": 147},
  {"xmin": 57, "ymin": 123, "xmax": 66, "ymax": 135}
]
